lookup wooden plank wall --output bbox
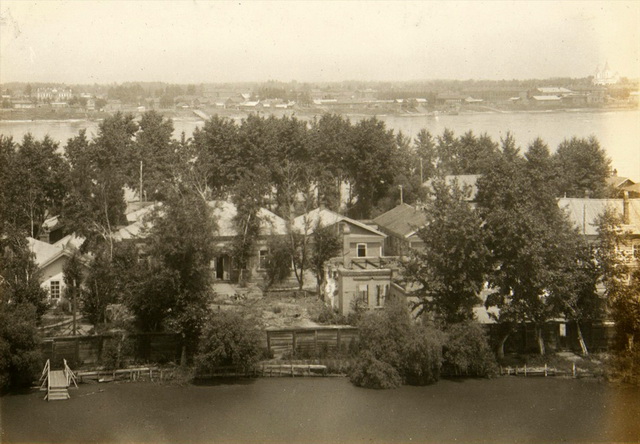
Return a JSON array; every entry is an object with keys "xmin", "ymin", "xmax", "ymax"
[
  {"xmin": 266, "ymin": 327, "xmax": 359, "ymax": 358},
  {"xmin": 40, "ymin": 333, "xmax": 182, "ymax": 367}
]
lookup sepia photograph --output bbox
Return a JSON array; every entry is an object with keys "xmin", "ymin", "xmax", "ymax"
[{"xmin": 1, "ymin": 1, "xmax": 639, "ymax": 443}]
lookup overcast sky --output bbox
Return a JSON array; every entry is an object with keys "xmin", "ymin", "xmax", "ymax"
[{"xmin": 1, "ymin": 1, "xmax": 639, "ymax": 84}]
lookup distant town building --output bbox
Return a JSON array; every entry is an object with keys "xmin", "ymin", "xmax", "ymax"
[
  {"xmin": 593, "ymin": 62, "xmax": 620, "ymax": 85},
  {"xmin": 36, "ymin": 87, "xmax": 73, "ymax": 102}
]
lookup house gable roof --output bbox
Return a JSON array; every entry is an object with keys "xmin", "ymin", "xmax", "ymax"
[
  {"xmin": 114, "ymin": 200, "xmax": 287, "ymax": 240},
  {"xmin": 606, "ymin": 175, "xmax": 635, "ymax": 189},
  {"xmin": 558, "ymin": 198, "xmax": 640, "ymax": 236},
  {"xmin": 208, "ymin": 201, "xmax": 287, "ymax": 237},
  {"xmin": 373, "ymin": 204, "xmax": 427, "ymax": 239},
  {"xmin": 293, "ymin": 208, "xmax": 386, "ymax": 237},
  {"xmin": 28, "ymin": 237, "xmax": 64, "ymax": 267}
]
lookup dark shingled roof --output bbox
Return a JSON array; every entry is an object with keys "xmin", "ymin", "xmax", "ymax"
[{"xmin": 373, "ymin": 204, "xmax": 428, "ymax": 238}]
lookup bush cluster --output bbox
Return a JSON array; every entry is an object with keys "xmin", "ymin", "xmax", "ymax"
[
  {"xmin": 349, "ymin": 301, "xmax": 498, "ymax": 389},
  {"xmin": 605, "ymin": 348, "xmax": 640, "ymax": 385},
  {"xmin": 0, "ymin": 304, "xmax": 43, "ymax": 393},
  {"xmin": 442, "ymin": 322, "xmax": 498, "ymax": 377},
  {"xmin": 349, "ymin": 300, "xmax": 445, "ymax": 389},
  {"xmin": 194, "ymin": 311, "xmax": 262, "ymax": 375}
]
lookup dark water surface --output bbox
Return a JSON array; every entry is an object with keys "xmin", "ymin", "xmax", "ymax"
[{"xmin": 2, "ymin": 377, "xmax": 639, "ymax": 444}]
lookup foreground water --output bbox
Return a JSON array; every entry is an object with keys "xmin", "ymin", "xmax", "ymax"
[
  {"xmin": 1, "ymin": 110, "xmax": 639, "ymax": 178},
  {"xmin": 2, "ymin": 377, "xmax": 639, "ymax": 443}
]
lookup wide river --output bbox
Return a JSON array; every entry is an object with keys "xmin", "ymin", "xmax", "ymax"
[
  {"xmin": 1, "ymin": 377, "xmax": 638, "ymax": 443},
  {"xmin": 1, "ymin": 109, "xmax": 639, "ymax": 178}
]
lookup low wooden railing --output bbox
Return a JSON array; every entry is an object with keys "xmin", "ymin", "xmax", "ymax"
[
  {"xmin": 39, "ymin": 359, "xmax": 50, "ymax": 391},
  {"xmin": 63, "ymin": 359, "xmax": 78, "ymax": 388}
]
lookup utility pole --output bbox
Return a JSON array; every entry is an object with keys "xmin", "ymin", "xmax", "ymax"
[
  {"xmin": 420, "ymin": 158, "xmax": 423, "ymax": 184},
  {"xmin": 399, "ymin": 185, "xmax": 404, "ymax": 205},
  {"xmin": 139, "ymin": 160, "xmax": 143, "ymax": 202}
]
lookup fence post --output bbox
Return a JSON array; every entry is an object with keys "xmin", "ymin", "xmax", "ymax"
[
  {"xmin": 75, "ymin": 338, "xmax": 80, "ymax": 364},
  {"xmin": 266, "ymin": 331, "xmax": 272, "ymax": 357},
  {"xmin": 292, "ymin": 331, "xmax": 297, "ymax": 356},
  {"xmin": 544, "ymin": 363, "xmax": 548, "ymax": 377},
  {"xmin": 524, "ymin": 364, "xmax": 527, "ymax": 377},
  {"xmin": 98, "ymin": 335, "xmax": 104, "ymax": 364},
  {"xmin": 314, "ymin": 329, "xmax": 319, "ymax": 355},
  {"xmin": 572, "ymin": 362, "xmax": 576, "ymax": 378}
]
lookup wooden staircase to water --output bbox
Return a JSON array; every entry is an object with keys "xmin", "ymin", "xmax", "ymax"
[{"xmin": 39, "ymin": 359, "xmax": 78, "ymax": 401}]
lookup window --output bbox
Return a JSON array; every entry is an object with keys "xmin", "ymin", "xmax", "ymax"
[
  {"xmin": 358, "ymin": 284, "xmax": 369, "ymax": 305},
  {"xmin": 357, "ymin": 243, "xmax": 367, "ymax": 258},
  {"xmin": 50, "ymin": 281, "xmax": 61, "ymax": 299},
  {"xmin": 258, "ymin": 249, "xmax": 268, "ymax": 270}
]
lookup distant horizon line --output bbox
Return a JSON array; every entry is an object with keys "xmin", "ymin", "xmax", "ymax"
[{"xmin": 2, "ymin": 76, "xmax": 639, "ymax": 87}]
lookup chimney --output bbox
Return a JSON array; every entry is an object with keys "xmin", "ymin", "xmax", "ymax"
[{"xmin": 623, "ymin": 191, "xmax": 630, "ymax": 225}]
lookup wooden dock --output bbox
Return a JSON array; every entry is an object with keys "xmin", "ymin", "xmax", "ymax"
[{"xmin": 40, "ymin": 359, "xmax": 77, "ymax": 401}]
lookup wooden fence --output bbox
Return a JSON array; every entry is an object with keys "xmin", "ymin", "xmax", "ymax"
[
  {"xmin": 265, "ymin": 326, "xmax": 359, "ymax": 358},
  {"xmin": 39, "ymin": 321, "xmax": 616, "ymax": 368},
  {"xmin": 40, "ymin": 332, "xmax": 182, "ymax": 367}
]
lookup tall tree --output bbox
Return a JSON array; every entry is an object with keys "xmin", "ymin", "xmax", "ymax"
[
  {"xmin": 0, "ymin": 228, "xmax": 49, "ymax": 320},
  {"xmin": 0, "ymin": 136, "xmax": 16, "ymax": 233},
  {"xmin": 309, "ymin": 113, "xmax": 352, "ymax": 210},
  {"xmin": 231, "ymin": 170, "xmax": 269, "ymax": 284},
  {"xmin": 554, "ymin": 136, "xmax": 611, "ymax": 198},
  {"xmin": 435, "ymin": 128, "xmax": 460, "ymax": 175},
  {"xmin": 346, "ymin": 117, "xmax": 399, "ymax": 218},
  {"xmin": 414, "ymin": 129, "xmax": 437, "ymax": 182},
  {"xmin": 478, "ymin": 137, "xmax": 589, "ymax": 355},
  {"xmin": 143, "ymin": 189, "xmax": 218, "ymax": 364},
  {"xmin": 63, "ymin": 114, "xmax": 137, "ymax": 256},
  {"xmin": 269, "ymin": 115, "xmax": 310, "ymax": 214},
  {"xmin": 594, "ymin": 209, "xmax": 640, "ymax": 352},
  {"xmin": 133, "ymin": 111, "xmax": 177, "ymax": 200},
  {"xmin": 456, "ymin": 131, "xmax": 500, "ymax": 175},
  {"xmin": 2, "ymin": 134, "xmax": 68, "ymax": 238},
  {"xmin": 310, "ymin": 223, "xmax": 343, "ymax": 296},
  {"xmin": 0, "ymin": 302, "xmax": 42, "ymax": 393},
  {"xmin": 402, "ymin": 178, "xmax": 489, "ymax": 325},
  {"xmin": 188, "ymin": 115, "xmax": 240, "ymax": 198}
]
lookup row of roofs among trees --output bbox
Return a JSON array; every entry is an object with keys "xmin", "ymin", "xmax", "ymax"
[{"xmin": 2, "ymin": 110, "xmax": 638, "ymax": 390}]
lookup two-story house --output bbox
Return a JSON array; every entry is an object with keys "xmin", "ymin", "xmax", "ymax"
[{"xmin": 293, "ymin": 208, "xmax": 392, "ymax": 315}]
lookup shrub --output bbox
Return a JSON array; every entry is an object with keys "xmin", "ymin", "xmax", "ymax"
[
  {"xmin": 195, "ymin": 311, "xmax": 262, "ymax": 375},
  {"xmin": 350, "ymin": 299, "xmax": 444, "ymax": 388},
  {"xmin": 315, "ymin": 304, "xmax": 348, "ymax": 325},
  {"xmin": 349, "ymin": 351, "xmax": 402, "ymax": 389},
  {"xmin": 101, "ymin": 335, "xmax": 133, "ymax": 370},
  {"xmin": 0, "ymin": 303, "xmax": 43, "ymax": 393},
  {"xmin": 605, "ymin": 348, "xmax": 640, "ymax": 385},
  {"xmin": 264, "ymin": 237, "xmax": 293, "ymax": 288},
  {"xmin": 443, "ymin": 322, "xmax": 498, "ymax": 377},
  {"xmin": 402, "ymin": 325, "xmax": 445, "ymax": 385}
]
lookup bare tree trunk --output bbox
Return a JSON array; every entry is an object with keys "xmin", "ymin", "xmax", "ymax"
[
  {"xmin": 496, "ymin": 332, "xmax": 510, "ymax": 360},
  {"xmin": 576, "ymin": 321, "xmax": 589, "ymax": 356},
  {"xmin": 535, "ymin": 325, "xmax": 546, "ymax": 356},
  {"xmin": 180, "ymin": 333, "xmax": 187, "ymax": 367}
]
